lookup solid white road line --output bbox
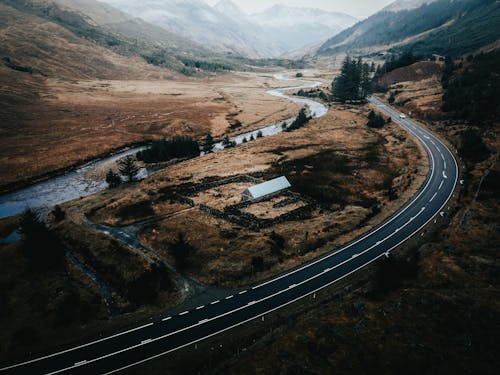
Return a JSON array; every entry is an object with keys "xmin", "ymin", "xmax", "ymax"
[
  {"xmin": 0, "ymin": 322, "xmax": 155, "ymax": 372},
  {"xmin": 2, "ymin": 93, "xmax": 458, "ymax": 375},
  {"xmin": 105, "ymin": 164, "xmax": 458, "ymax": 375},
  {"xmin": 251, "ymin": 130, "xmax": 437, "ymax": 293}
]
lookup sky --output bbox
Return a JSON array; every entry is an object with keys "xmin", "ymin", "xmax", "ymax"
[{"xmin": 204, "ymin": 0, "xmax": 396, "ymax": 19}]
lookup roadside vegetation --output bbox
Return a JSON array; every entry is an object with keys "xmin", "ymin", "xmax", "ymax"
[{"xmin": 441, "ymin": 50, "xmax": 500, "ymax": 123}]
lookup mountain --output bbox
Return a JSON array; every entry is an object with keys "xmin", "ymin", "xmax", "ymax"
[
  {"xmin": 100, "ymin": 0, "xmax": 284, "ymax": 58},
  {"xmin": 0, "ymin": 0, "xmax": 170, "ymax": 79},
  {"xmin": 383, "ymin": 0, "xmax": 439, "ymax": 12},
  {"xmin": 318, "ymin": 0, "xmax": 500, "ymax": 57},
  {"xmin": 0, "ymin": 0, "xmax": 232, "ymax": 74},
  {"xmin": 250, "ymin": 4, "xmax": 358, "ymax": 51},
  {"xmin": 214, "ymin": 0, "xmax": 248, "ymax": 20}
]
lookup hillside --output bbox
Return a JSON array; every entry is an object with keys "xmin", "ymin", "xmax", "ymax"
[
  {"xmin": 100, "ymin": 0, "xmax": 284, "ymax": 58},
  {"xmin": 0, "ymin": 0, "xmax": 235, "ymax": 73},
  {"xmin": 318, "ymin": 0, "xmax": 500, "ymax": 57}
]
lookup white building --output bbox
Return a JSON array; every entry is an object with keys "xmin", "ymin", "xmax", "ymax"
[{"xmin": 242, "ymin": 176, "xmax": 291, "ymax": 201}]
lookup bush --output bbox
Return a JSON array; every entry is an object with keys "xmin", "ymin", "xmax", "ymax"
[
  {"xmin": 366, "ymin": 110, "xmax": 386, "ymax": 128},
  {"xmin": 222, "ymin": 135, "xmax": 236, "ymax": 148},
  {"xmin": 285, "ymin": 108, "xmax": 311, "ymax": 132}
]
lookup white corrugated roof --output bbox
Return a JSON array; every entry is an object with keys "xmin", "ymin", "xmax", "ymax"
[{"xmin": 246, "ymin": 176, "xmax": 291, "ymax": 199}]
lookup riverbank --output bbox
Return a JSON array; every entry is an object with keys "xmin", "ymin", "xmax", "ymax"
[
  {"xmin": 0, "ymin": 72, "xmax": 304, "ymax": 192},
  {"xmin": 0, "ymin": 73, "xmax": 327, "ymax": 219}
]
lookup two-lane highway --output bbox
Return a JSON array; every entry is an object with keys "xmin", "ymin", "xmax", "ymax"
[{"xmin": 1, "ymin": 96, "xmax": 458, "ymax": 374}]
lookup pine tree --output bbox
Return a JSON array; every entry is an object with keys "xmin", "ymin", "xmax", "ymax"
[
  {"xmin": 332, "ymin": 56, "xmax": 370, "ymax": 103},
  {"xmin": 361, "ymin": 62, "xmax": 372, "ymax": 99},
  {"xmin": 118, "ymin": 155, "xmax": 140, "ymax": 182},
  {"xmin": 203, "ymin": 134, "xmax": 214, "ymax": 154},
  {"xmin": 106, "ymin": 169, "xmax": 122, "ymax": 188}
]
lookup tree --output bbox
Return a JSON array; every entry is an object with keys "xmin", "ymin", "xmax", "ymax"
[
  {"xmin": 118, "ymin": 155, "xmax": 140, "ymax": 182},
  {"xmin": 222, "ymin": 135, "xmax": 235, "ymax": 148},
  {"xmin": 169, "ymin": 233, "xmax": 197, "ymax": 270},
  {"xmin": 203, "ymin": 134, "xmax": 214, "ymax": 154},
  {"xmin": 52, "ymin": 205, "xmax": 66, "ymax": 222},
  {"xmin": 388, "ymin": 92, "xmax": 396, "ymax": 104},
  {"xmin": 106, "ymin": 170, "xmax": 122, "ymax": 188},
  {"xmin": 242, "ymin": 137, "xmax": 248, "ymax": 143},
  {"xmin": 286, "ymin": 108, "xmax": 310, "ymax": 132},
  {"xmin": 332, "ymin": 56, "xmax": 369, "ymax": 103},
  {"xmin": 20, "ymin": 209, "xmax": 65, "ymax": 269},
  {"xmin": 360, "ymin": 62, "xmax": 372, "ymax": 99},
  {"xmin": 256, "ymin": 131, "xmax": 263, "ymax": 138},
  {"xmin": 137, "ymin": 136, "xmax": 199, "ymax": 163}
]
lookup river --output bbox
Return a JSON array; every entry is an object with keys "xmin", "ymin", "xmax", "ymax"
[{"xmin": 0, "ymin": 73, "xmax": 328, "ymax": 220}]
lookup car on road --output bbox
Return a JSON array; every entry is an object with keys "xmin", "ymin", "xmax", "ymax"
[{"xmin": 399, "ymin": 113, "xmax": 407, "ymax": 119}]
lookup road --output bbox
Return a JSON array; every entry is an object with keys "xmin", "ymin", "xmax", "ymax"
[{"xmin": 0, "ymin": 96, "xmax": 458, "ymax": 374}]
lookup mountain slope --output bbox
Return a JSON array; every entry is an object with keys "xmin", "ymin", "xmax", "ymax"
[
  {"xmin": 0, "ymin": 1, "xmax": 167, "ymax": 80},
  {"xmin": 100, "ymin": 0, "xmax": 284, "ymax": 57},
  {"xmin": 250, "ymin": 4, "xmax": 357, "ymax": 50},
  {"xmin": 0, "ymin": 0, "xmax": 228, "ymax": 72},
  {"xmin": 318, "ymin": 0, "xmax": 500, "ymax": 57}
]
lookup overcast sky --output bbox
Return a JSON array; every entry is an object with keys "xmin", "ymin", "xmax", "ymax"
[{"xmin": 205, "ymin": 0, "xmax": 396, "ymax": 19}]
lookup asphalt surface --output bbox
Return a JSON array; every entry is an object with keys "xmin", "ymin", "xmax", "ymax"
[{"xmin": 0, "ymin": 96, "xmax": 458, "ymax": 374}]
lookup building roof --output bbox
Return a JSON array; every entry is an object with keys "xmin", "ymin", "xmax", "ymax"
[{"xmin": 245, "ymin": 176, "xmax": 291, "ymax": 199}]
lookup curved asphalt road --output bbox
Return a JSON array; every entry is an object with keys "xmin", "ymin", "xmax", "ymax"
[{"xmin": 1, "ymin": 96, "xmax": 458, "ymax": 374}]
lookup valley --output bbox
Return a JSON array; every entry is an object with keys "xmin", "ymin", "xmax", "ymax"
[{"xmin": 0, "ymin": 0, "xmax": 498, "ymax": 374}]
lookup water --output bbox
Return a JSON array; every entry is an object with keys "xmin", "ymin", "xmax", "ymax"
[
  {"xmin": 0, "ymin": 229, "xmax": 21, "ymax": 244},
  {"xmin": 0, "ymin": 147, "xmax": 146, "ymax": 219},
  {"xmin": 213, "ymin": 74, "xmax": 328, "ymax": 149},
  {"xmin": 0, "ymin": 73, "xmax": 328, "ymax": 219}
]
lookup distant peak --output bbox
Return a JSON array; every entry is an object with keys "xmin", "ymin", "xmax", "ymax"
[{"xmin": 214, "ymin": 0, "xmax": 247, "ymax": 16}]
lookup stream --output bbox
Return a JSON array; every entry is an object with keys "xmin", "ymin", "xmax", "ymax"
[{"xmin": 0, "ymin": 73, "xmax": 328, "ymax": 220}]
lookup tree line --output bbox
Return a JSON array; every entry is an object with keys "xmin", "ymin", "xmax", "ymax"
[{"xmin": 331, "ymin": 56, "xmax": 372, "ymax": 103}]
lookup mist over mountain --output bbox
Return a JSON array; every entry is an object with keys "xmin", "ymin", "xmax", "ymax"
[
  {"xmin": 99, "ymin": 0, "xmax": 357, "ymax": 57},
  {"xmin": 100, "ymin": 0, "xmax": 283, "ymax": 57},
  {"xmin": 249, "ymin": 4, "xmax": 357, "ymax": 51}
]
